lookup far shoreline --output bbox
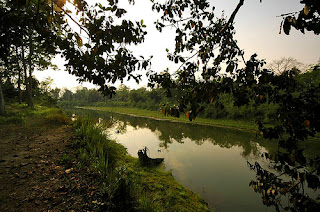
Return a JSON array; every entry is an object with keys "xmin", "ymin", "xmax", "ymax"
[{"xmin": 76, "ymin": 106, "xmax": 259, "ymax": 133}]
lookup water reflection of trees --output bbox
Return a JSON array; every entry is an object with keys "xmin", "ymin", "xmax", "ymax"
[
  {"xmin": 75, "ymin": 109, "xmax": 279, "ymax": 157},
  {"xmin": 122, "ymin": 115, "xmax": 278, "ymax": 157},
  {"xmin": 74, "ymin": 109, "xmax": 320, "ymax": 210},
  {"xmin": 247, "ymin": 153, "xmax": 320, "ymax": 211}
]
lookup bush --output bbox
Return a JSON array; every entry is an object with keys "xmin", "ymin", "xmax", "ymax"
[
  {"xmin": 45, "ymin": 111, "xmax": 71, "ymax": 125},
  {"xmin": 0, "ymin": 111, "xmax": 25, "ymax": 125}
]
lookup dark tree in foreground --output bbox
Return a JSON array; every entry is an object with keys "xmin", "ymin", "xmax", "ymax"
[
  {"xmin": 280, "ymin": 0, "xmax": 320, "ymax": 35},
  {"xmin": 149, "ymin": 0, "xmax": 320, "ymax": 211},
  {"xmin": 0, "ymin": 71, "xmax": 5, "ymax": 114}
]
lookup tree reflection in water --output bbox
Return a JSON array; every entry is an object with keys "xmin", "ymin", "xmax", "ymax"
[
  {"xmin": 72, "ymin": 108, "xmax": 320, "ymax": 211},
  {"xmin": 247, "ymin": 150, "xmax": 320, "ymax": 211},
  {"xmin": 76, "ymin": 108, "xmax": 278, "ymax": 157}
]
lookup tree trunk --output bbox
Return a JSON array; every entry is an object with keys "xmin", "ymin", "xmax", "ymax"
[
  {"xmin": 0, "ymin": 74, "xmax": 5, "ymax": 115},
  {"xmin": 22, "ymin": 44, "xmax": 33, "ymax": 108},
  {"xmin": 18, "ymin": 68, "xmax": 22, "ymax": 104},
  {"xmin": 16, "ymin": 47, "xmax": 22, "ymax": 104},
  {"xmin": 28, "ymin": 31, "xmax": 34, "ymax": 108}
]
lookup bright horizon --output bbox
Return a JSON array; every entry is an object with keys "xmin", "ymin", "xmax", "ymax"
[{"xmin": 34, "ymin": 0, "xmax": 320, "ymax": 91}]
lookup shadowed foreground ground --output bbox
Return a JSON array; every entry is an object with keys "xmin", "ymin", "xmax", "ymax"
[{"xmin": 0, "ymin": 119, "xmax": 97, "ymax": 211}]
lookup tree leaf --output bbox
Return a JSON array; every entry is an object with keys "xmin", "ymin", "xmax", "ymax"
[
  {"xmin": 283, "ymin": 17, "xmax": 291, "ymax": 35},
  {"xmin": 77, "ymin": 37, "xmax": 83, "ymax": 46},
  {"xmin": 304, "ymin": 6, "xmax": 310, "ymax": 16},
  {"xmin": 226, "ymin": 63, "xmax": 234, "ymax": 73}
]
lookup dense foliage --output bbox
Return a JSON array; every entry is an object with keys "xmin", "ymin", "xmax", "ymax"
[
  {"xmin": 0, "ymin": 0, "xmax": 152, "ymax": 114},
  {"xmin": 147, "ymin": 0, "xmax": 320, "ymax": 211},
  {"xmin": 281, "ymin": 0, "xmax": 320, "ymax": 35},
  {"xmin": 60, "ymin": 67, "xmax": 320, "ymax": 125}
]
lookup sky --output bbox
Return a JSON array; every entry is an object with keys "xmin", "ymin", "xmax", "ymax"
[{"xmin": 34, "ymin": 0, "xmax": 320, "ymax": 91}]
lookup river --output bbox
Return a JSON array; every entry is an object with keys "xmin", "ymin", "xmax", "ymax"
[{"xmin": 73, "ymin": 108, "xmax": 283, "ymax": 211}]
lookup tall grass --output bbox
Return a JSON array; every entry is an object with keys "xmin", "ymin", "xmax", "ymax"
[
  {"xmin": 74, "ymin": 117, "xmax": 127, "ymax": 172},
  {"xmin": 73, "ymin": 117, "xmax": 153, "ymax": 210}
]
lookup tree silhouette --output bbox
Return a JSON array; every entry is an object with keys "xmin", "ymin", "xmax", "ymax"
[
  {"xmin": 0, "ymin": 0, "xmax": 151, "ymax": 112},
  {"xmin": 149, "ymin": 0, "xmax": 320, "ymax": 210}
]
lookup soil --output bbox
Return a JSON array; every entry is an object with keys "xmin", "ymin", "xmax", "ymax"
[{"xmin": 0, "ymin": 120, "xmax": 97, "ymax": 211}]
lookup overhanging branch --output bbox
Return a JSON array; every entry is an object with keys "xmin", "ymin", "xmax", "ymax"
[{"xmin": 220, "ymin": 0, "xmax": 244, "ymax": 33}]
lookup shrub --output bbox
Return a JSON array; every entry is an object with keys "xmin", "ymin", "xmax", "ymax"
[
  {"xmin": 0, "ymin": 111, "xmax": 25, "ymax": 125},
  {"xmin": 45, "ymin": 112, "xmax": 71, "ymax": 125}
]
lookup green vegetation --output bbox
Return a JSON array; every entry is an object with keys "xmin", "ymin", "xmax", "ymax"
[
  {"xmin": 59, "ymin": 85, "xmax": 278, "ymax": 126},
  {"xmin": 59, "ymin": 67, "xmax": 320, "ymax": 132},
  {"xmin": 1, "ymin": 103, "xmax": 211, "ymax": 211},
  {"xmin": 80, "ymin": 106, "xmax": 258, "ymax": 131},
  {"xmin": 72, "ymin": 117, "xmax": 211, "ymax": 211},
  {"xmin": 0, "ymin": 102, "xmax": 70, "ymax": 125},
  {"xmin": 0, "ymin": 75, "xmax": 62, "ymax": 125},
  {"xmin": 0, "ymin": 109, "xmax": 26, "ymax": 124}
]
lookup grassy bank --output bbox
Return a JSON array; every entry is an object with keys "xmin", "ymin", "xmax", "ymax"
[
  {"xmin": 80, "ymin": 106, "xmax": 259, "ymax": 131},
  {"xmin": 1, "ymin": 104, "xmax": 211, "ymax": 211},
  {"xmin": 0, "ymin": 103, "xmax": 71, "ymax": 126},
  {"xmin": 72, "ymin": 117, "xmax": 212, "ymax": 211}
]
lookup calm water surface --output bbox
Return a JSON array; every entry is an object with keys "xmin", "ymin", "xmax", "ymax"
[{"xmin": 74, "ymin": 109, "xmax": 279, "ymax": 212}]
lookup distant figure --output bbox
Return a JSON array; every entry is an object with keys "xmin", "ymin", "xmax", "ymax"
[
  {"xmin": 116, "ymin": 130, "xmax": 121, "ymax": 134},
  {"xmin": 158, "ymin": 149, "xmax": 161, "ymax": 153}
]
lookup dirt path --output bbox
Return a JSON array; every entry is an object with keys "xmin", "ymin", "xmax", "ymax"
[{"xmin": 0, "ymin": 120, "xmax": 95, "ymax": 211}]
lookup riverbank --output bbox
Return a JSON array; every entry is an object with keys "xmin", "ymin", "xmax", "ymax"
[
  {"xmin": 79, "ymin": 106, "xmax": 259, "ymax": 132},
  {"xmin": 0, "ymin": 104, "xmax": 211, "ymax": 211}
]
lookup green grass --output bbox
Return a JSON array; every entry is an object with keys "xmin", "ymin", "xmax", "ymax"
[
  {"xmin": 124, "ymin": 156, "xmax": 211, "ymax": 212},
  {"xmin": 80, "ymin": 106, "xmax": 258, "ymax": 131},
  {"xmin": 73, "ymin": 117, "xmax": 212, "ymax": 211},
  {"xmin": 74, "ymin": 116, "xmax": 127, "ymax": 173},
  {"xmin": 0, "ymin": 103, "xmax": 71, "ymax": 125}
]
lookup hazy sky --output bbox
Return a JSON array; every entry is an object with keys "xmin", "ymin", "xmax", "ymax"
[{"xmin": 34, "ymin": 0, "xmax": 319, "ymax": 90}]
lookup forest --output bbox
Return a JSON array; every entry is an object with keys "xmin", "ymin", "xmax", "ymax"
[{"xmin": 55, "ymin": 63, "xmax": 320, "ymax": 124}]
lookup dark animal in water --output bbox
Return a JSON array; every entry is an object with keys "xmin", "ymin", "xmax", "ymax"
[{"xmin": 138, "ymin": 147, "xmax": 164, "ymax": 166}]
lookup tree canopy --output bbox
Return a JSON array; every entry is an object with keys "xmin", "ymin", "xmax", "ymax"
[{"xmin": 1, "ymin": 0, "xmax": 152, "ymax": 97}]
